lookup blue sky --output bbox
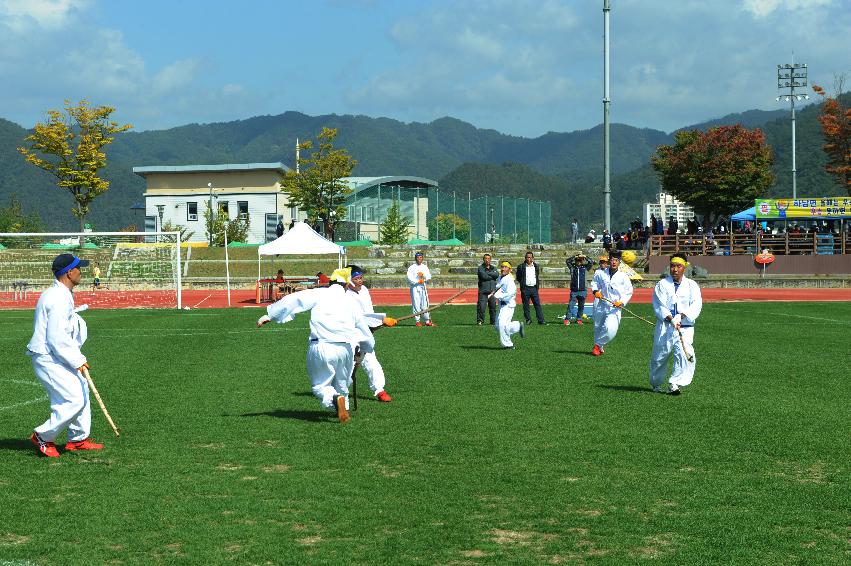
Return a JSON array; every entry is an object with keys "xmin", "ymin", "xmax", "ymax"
[{"xmin": 1, "ymin": 0, "xmax": 849, "ymax": 137}]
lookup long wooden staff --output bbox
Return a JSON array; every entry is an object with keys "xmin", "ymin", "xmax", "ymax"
[
  {"xmin": 598, "ymin": 295, "xmax": 655, "ymax": 326},
  {"xmin": 81, "ymin": 367, "xmax": 121, "ymax": 436},
  {"xmin": 396, "ymin": 288, "xmax": 469, "ymax": 322},
  {"xmin": 350, "ymin": 348, "xmax": 361, "ymax": 411}
]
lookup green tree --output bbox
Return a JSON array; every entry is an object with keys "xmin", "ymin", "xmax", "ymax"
[
  {"xmin": 812, "ymin": 78, "xmax": 851, "ymax": 195},
  {"xmin": 0, "ymin": 194, "xmax": 42, "ymax": 233},
  {"xmin": 204, "ymin": 204, "xmax": 250, "ymax": 246},
  {"xmin": 280, "ymin": 127, "xmax": 357, "ymax": 241},
  {"xmin": 18, "ymin": 99, "xmax": 132, "ymax": 232},
  {"xmin": 161, "ymin": 220, "xmax": 195, "ymax": 244},
  {"xmin": 378, "ymin": 199, "xmax": 412, "ymax": 244},
  {"xmin": 651, "ymin": 125, "xmax": 774, "ymax": 225},
  {"xmin": 428, "ymin": 213, "xmax": 470, "ymax": 242}
]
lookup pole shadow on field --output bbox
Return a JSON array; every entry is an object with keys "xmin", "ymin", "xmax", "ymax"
[
  {"xmin": 0, "ymin": 438, "xmax": 37, "ymax": 452},
  {"xmin": 594, "ymin": 384, "xmax": 655, "ymax": 394},
  {"xmin": 237, "ymin": 409, "xmax": 330, "ymax": 422}
]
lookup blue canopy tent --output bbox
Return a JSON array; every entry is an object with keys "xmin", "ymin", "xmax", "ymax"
[{"xmin": 731, "ymin": 207, "xmax": 756, "ymax": 221}]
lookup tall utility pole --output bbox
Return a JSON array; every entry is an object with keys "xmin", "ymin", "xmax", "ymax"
[
  {"xmin": 602, "ymin": 0, "xmax": 612, "ymax": 231},
  {"xmin": 776, "ymin": 56, "xmax": 808, "ymax": 199}
]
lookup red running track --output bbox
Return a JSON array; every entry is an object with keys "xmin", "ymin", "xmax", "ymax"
[{"xmin": 2, "ymin": 287, "xmax": 850, "ymax": 310}]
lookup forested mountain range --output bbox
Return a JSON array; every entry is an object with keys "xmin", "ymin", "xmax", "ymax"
[{"xmin": 0, "ymin": 95, "xmax": 844, "ymax": 238}]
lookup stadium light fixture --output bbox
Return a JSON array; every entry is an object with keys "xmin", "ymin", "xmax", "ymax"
[{"xmin": 776, "ymin": 55, "xmax": 809, "ymax": 200}]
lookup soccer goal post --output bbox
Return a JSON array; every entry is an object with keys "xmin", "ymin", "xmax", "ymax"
[{"xmin": 0, "ymin": 232, "xmax": 182, "ymax": 309}]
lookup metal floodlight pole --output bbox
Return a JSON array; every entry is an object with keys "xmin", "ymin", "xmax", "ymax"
[
  {"xmin": 776, "ymin": 55, "xmax": 809, "ymax": 200},
  {"xmin": 207, "ymin": 182, "xmax": 214, "ymax": 246},
  {"xmin": 602, "ymin": 0, "xmax": 612, "ymax": 231}
]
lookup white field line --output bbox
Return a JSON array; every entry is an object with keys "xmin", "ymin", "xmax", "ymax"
[
  {"xmin": 0, "ymin": 378, "xmax": 45, "ymax": 412},
  {"xmin": 769, "ymin": 312, "xmax": 851, "ymax": 324}
]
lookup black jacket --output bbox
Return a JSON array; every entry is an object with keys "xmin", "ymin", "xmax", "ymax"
[
  {"xmin": 567, "ymin": 259, "xmax": 592, "ymax": 292},
  {"xmin": 477, "ymin": 263, "xmax": 499, "ymax": 292},
  {"xmin": 515, "ymin": 262, "xmax": 541, "ymax": 289}
]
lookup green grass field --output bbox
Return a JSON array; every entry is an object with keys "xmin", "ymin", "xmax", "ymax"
[{"xmin": 0, "ymin": 302, "xmax": 848, "ymax": 564}]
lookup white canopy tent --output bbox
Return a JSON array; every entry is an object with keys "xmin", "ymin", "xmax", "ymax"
[{"xmin": 257, "ymin": 222, "xmax": 345, "ymax": 279}]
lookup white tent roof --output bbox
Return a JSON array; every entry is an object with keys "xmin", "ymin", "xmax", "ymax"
[{"xmin": 258, "ymin": 222, "xmax": 344, "ymax": 256}]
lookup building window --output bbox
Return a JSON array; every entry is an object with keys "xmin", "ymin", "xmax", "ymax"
[
  {"xmin": 238, "ymin": 201, "xmax": 248, "ymax": 218},
  {"xmin": 219, "ymin": 201, "xmax": 229, "ymax": 218},
  {"xmin": 290, "ymin": 207, "xmax": 298, "ymax": 220},
  {"xmin": 187, "ymin": 202, "xmax": 198, "ymax": 221}
]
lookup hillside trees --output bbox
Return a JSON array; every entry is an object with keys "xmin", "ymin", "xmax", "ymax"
[
  {"xmin": 651, "ymin": 125, "xmax": 774, "ymax": 225},
  {"xmin": 281, "ymin": 127, "xmax": 356, "ymax": 241},
  {"xmin": 0, "ymin": 195, "xmax": 42, "ymax": 232},
  {"xmin": 812, "ymin": 79, "xmax": 851, "ymax": 195},
  {"xmin": 18, "ymin": 99, "xmax": 132, "ymax": 232},
  {"xmin": 428, "ymin": 213, "xmax": 470, "ymax": 242}
]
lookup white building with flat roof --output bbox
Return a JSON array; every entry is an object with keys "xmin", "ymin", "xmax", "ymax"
[{"xmin": 643, "ymin": 192, "xmax": 695, "ymax": 228}]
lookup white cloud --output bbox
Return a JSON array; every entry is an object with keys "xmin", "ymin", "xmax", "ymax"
[
  {"xmin": 742, "ymin": 0, "xmax": 835, "ymax": 18},
  {"xmin": 0, "ymin": 0, "xmax": 89, "ymax": 31}
]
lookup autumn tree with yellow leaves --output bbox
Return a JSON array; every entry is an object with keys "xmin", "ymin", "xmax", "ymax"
[
  {"xmin": 18, "ymin": 99, "xmax": 132, "ymax": 232},
  {"xmin": 812, "ymin": 77, "xmax": 851, "ymax": 195}
]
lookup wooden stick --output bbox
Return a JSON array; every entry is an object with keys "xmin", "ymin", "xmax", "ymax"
[
  {"xmin": 350, "ymin": 349, "xmax": 361, "ymax": 411},
  {"xmin": 81, "ymin": 367, "xmax": 120, "ymax": 437},
  {"xmin": 676, "ymin": 327, "xmax": 695, "ymax": 362},
  {"xmin": 598, "ymin": 295, "xmax": 655, "ymax": 326},
  {"xmin": 394, "ymin": 288, "xmax": 469, "ymax": 323}
]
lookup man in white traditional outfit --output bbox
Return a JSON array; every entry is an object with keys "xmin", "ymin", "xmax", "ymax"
[
  {"xmin": 28, "ymin": 254, "xmax": 103, "ymax": 458},
  {"xmin": 490, "ymin": 261, "xmax": 525, "ymax": 349},
  {"xmin": 406, "ymin": 251, "xmax": 434, "ymax": 327},
  {"xmin": 591, "ymin": 250, "xmax": 633, "ymax": 356},
  {"xmin": 649, "ymin": 253, "xmax": 703, "ymax": 395},
  {"xmin": 345, "ymin": 265, "xmax": 393, "ymax": 402},
  {"xmin": 257, "ymin": 267, "xmax": 394, "ymax": 423}
]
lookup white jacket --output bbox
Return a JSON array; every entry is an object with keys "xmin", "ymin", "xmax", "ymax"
[
  {"xmin": 595, "ymin": 268, "xmax": 634, "ymax": 313},
  {"xmin": 267, "ymin": 284, "xmax": 375, "ymax": 352},
  {"xmin": 652, "ymin": 276, "xmax": 702, "ymax": 326},
  {"xmin": 27, "ymin": 280, "xmax": 87, "ymax": 368},
  {"xmin": 406, "ymin": 263, "xmax": 432, "ymax": 287},
  {"xmin": 493, "ymin": 274, "xmax": 517, "ymax": 308},
  {"xmin": 346, "ymin": 286, "xmax": 387, "ymax": 329}
]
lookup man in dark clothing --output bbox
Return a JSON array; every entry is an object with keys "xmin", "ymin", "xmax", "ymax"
[
  {"xmin": 564, "ymin": 252, "xmax": 592, "ymax": 325},
  {"xmin": 668, "ymin": 217, "xmax": 678, "ymax": 235},
  {"xmin": 275, "ymin": 219, "xmax": 285, "ymax": 238},
  {"xmin": 602, "ymin": 230, "xmax": 613, "ymax": 252},
  {"xmin": 516, "ymin": 251, "xmax": 545, "ymax": 325},
  {"xmin": 476, "ymin": 253, "xmax": 499, "ymax": 326}
]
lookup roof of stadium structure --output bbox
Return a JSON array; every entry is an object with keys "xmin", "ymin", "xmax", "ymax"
[
  {"xmin": 343, "ymin": 176, "xmax": 438, "ymax": 195},
  {"xmin": 132, "ymin": 163, "xmax": 289, "ymax": 176}
]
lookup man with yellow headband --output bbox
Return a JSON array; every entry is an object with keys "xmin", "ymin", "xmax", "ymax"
[
  {"xmin": 490, "ymin": 261, "xmax": 525, "ymax": 349},
  {"xmin": 257, "ymin": 267, "xmax": 390, "ymax": 422},
  {"xmin": 650, "ymin": 252, "xmax": 703, "ymax": 395}
]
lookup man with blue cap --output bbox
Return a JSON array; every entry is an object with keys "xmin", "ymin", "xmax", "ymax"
[
  {"xmin": 27, "ymin": 253, "xmax": 103, "ymax": 457},
  {"xmin": 406, "ymin": 251, "xmax": 434, "ymax": 327}
]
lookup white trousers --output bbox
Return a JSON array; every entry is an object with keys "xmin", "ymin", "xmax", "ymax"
[
  {"xmin": 410, "ymin": 286, "xmax": 430, "ymax": 322},
  {"xmin": 593, "ymin": 308, "xmax": 622, "ymax": 348},
  {"xmin": 306, "ymin": 341, "xmax": 354, "ymax": 411},
  {"xmin": 649, "ymin": 324, "xmax": 696, "ymax": 390},
  {"xmin": 360, "ymin": 351, "xmax": 386, "ymax": 395},
  {"xmin": 497, "ymin": 304, "xmax": 521, "ymax": 347},
  {"xmin": 31, "ymin": 353, "xmax": 91, "ymax": 442}
]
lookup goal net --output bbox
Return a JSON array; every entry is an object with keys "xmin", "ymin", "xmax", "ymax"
[{"xmin": 0, "ymin": 232, "xmax": 182, "ymax": 309}]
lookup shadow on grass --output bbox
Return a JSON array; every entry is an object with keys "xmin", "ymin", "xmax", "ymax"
[
  {"xmin": 238, "ymin": 409, "xmax": 331, "ymax": 422},
  {"xmin": 553, "ymin": 349, "xmax": 596, "ymax": 355},
  {"xmin": 595, "ymin": 384, "xmax": 655, "ymax": 394},
  {"xmin": 0, "ymin": 438, "xmax": 36, "ymax": 452}
]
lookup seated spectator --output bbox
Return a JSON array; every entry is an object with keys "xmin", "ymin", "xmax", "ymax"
[
  {"xmin": 316, "ymin": 272, "xmax": 330, "ymax": 286},
  {"xmin": 274, "ymin": 269, "xmax": 292, "ymax": 300}
]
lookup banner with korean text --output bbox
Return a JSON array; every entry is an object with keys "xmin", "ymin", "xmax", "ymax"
[{"xmin": 755, "ymin": 197, "xmax": 851, "ymax": 219}]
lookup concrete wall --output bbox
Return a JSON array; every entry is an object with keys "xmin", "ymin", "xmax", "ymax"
[{"xmin": 649, "ymin": 254, "xmax": 851, "ymax": 275}]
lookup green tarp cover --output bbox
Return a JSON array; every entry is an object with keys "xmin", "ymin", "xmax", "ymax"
[
  {"xmin": 227, "ymin": 242, "xmax": 259, "ymax": 247},
  {"xmin": 41, "ymin": 242, "xmax": 98, "ymax": 249},
  {"xmin": 335, "ymin": 240, "xmax": 373, "ymax": 247},
  {"xmin": 406, "ymin": 238, "xmax": 466, "ymax": 246}
]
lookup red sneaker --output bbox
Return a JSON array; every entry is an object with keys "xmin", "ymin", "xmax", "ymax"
[
  {"xmin": 335, "ymin": 395, "xmax": 350, "ymax": 424},
  {"xmin": 415, "ymin": 321, "xmax": 422, "ymax": 327},
  {"xmin": 376, "ymin": 391, "xmax": 392, "ymax": 402},
  {"xmin": 30, "ymin": 432, "xmax": 60, "ymax": 458},
  {"xmin": 65, "ymin": 438, "xmax": 104, "ymax": 451},
  {"xmin": 563, "ymin": 319, "xmax": 570, "ymax": 326},
  {"xmin": 425, "ymin": 321, "xmax": 435, "ymax": 327},
  {"xmin": 591, "ymin": 344, "xmax": 602, "ymax": 356},
  {"xmin": 576, "ymin": 319, "xmax": 584, "ymax": 325}
]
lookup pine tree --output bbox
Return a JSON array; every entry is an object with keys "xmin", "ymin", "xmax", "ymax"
[{"xmin": 378, "ymin": 200, "xmax": 411, "ymax": 244}]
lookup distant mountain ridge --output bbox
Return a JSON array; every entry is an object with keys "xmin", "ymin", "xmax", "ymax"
[{"xmin": 0, "ymin": 97, "xmax": 841, "ymax": 236}]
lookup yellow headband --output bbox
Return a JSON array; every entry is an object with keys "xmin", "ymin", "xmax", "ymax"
[
  {"xmin": 500, "ymin": 261, "xmax": 512, "ymax": 269},
  {"xmin": 670, "ymin": 257, "xmax": 689, "ymax": 267}
]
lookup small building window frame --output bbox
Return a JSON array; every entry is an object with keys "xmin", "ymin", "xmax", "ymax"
[{"xmin": 187, "ymin": 202, "xmax": 198, "ymax": 221}]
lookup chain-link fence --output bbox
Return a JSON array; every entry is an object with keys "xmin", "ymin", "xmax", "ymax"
[{"xmin": 428, "ymin": 191, "xmax": 552, "ymax": 244}]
